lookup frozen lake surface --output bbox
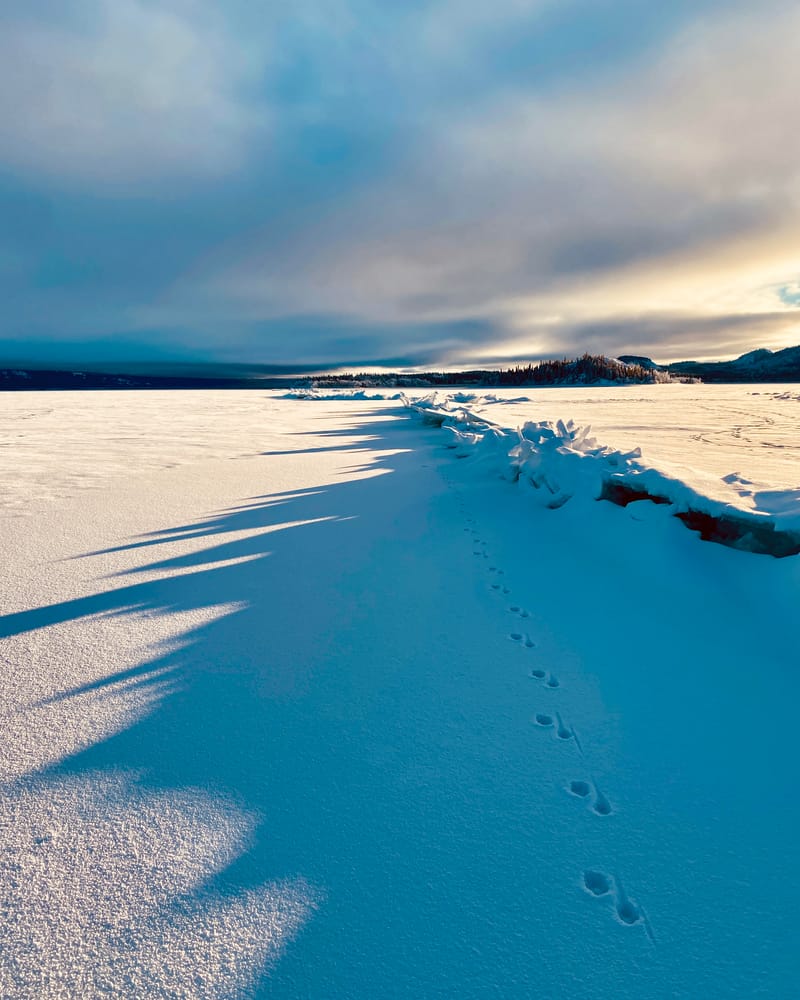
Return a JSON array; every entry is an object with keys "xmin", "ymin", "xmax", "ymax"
[
  {"xmin": 1, "ymin": 387, "xmax": 798, "ymax": 997},
  {"xmin": 4, "ymin": 383, "xmax": 798, "ymax": 526}
]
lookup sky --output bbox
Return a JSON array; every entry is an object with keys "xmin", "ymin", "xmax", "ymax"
[{"xmin": 1, "ymin": 0, "xmax": 799, "ymax": 370}]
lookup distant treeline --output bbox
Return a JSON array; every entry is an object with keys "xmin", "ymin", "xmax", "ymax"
[
  {"xmin": 311, "ymin": 354, "xmax": 673, "ymax": 388},
  {"xmin": 494, "ymin": 353, "xmax": 661, "ymax": 386}
]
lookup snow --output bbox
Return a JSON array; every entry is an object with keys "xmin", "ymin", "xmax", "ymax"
[
  {"xmin": 402, "ymin": 384, "xmax": 800, "ymax": 537},
  {"xmin": 1, "ymin": 387, "xmax": 798, "ymax": 997},
  {"xmin": 279, "ymin": 389, "xmax": 404, "ymax": 401}
]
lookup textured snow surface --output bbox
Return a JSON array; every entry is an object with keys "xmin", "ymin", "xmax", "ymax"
[
  {"xmin": 0, "ymin": 774, "xmax": 316, "ymax": 998},
  {"xmin": 1, "ymin": 389, "xmax": 798, "ymax": 998}
]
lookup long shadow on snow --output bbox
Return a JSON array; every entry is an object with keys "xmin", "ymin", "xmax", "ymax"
[{"xmin": 1, "ymin": 406, "xmax": 450, "ymax": 989}]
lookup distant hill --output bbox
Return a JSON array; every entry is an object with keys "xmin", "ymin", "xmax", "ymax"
[
  {"xmin": 0, "ymin": 368, "xmax": 292, "ymax": 391},
  {"xmin": 617, "ymin": 355, "xmax": 663, "ymax": 371},
  {"xmin": 666, "ymin": 345, "xmax": 800, "ymax": 383}
]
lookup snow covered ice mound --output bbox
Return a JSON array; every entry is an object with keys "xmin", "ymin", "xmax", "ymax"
[
  {"xmin": 404, "ymin": 392, "xmax": 800, "ymax": 556},
  {"xmin": 279, "ymin": 389, "xmax": 403, "ymax": 400}
]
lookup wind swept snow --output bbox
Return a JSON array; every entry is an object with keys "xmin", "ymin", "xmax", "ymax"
[{"xmin": 1, "ymin": 388, "xmax": 798, "ymax": 998}]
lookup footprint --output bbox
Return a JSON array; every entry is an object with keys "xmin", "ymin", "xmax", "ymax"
[
  {"xmin": 567, "ymin": 779, "xmax": 612, "ymax": 816},
  {"xmin": 529, "ymin": 667, "xmax": 558, "ymax": 687},
  {"xmin": 508, "ymin": 605, "xmax": 530, "ymax": 618},
  {"xmin": 592, "ymin": 787, "xmax": 612, "ymax": 816},
  {"xmin": 537, "ymin": 712, "xmax": 581, "ymax": 752},
  {"xmin": 555, "ymin": 712, "xmax": 573, "ymax": 741},
  {"xmin": 510, "ymin": 632, "xmax": 536, "ymax": 648},
  {"xmin": 613, "ymin": 878, "xmax": 654, "ymax": 941},
  {"xmin": 616, "ymin": 897, "xmax": 641, "ymax": 926},
  {"xmin": 583, "ymin": 871, "xmax": 612, "ymax": 897},
  {"xmin": 533, "ymin": 713, "xmax": 554, "ymax": 728},
  {"xmin": 582, "ymin": 873, "xmax": 655, "ymax": 942}
]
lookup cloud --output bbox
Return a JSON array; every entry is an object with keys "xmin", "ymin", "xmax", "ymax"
[
  {"xmin": 1, "ymin": 0, "xmax": 799, "ymax": 365},
  {"xmin": 145, "ymin": 1, "xmax": 794, "ymax": 363},
  {"xmin": 0, "ymin": 1, "xmax": 266, "ymax": 189}
]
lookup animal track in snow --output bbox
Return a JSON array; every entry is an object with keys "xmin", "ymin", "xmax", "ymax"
[
  {"xmin": 616, "ymin": 896, "xmax": 641, "ymax": 926},
  {"xmin": 508, "ymin": 605, "xmax": 530, "ymax": 618},
  {"xmin": 582, "ymin": 872, "xmax": 655, "ymax": 941},
  {"xmin": 529, "ymin": 667, "xmax": 558, "ymax": 686},
  {"xmin": 509, "ymin": 632, "xmax": 536, "ymax": 648},
  {"xmin": 567, "ymin": 779, "xmax": 612, "ymax": 816},
  {"xmin": 555, "ymin": 712, "xmax": 574, "ymax": 741},
  {"xmin": 533, "ymin": 711, "xmax": 582, "ymax": 751},
  {"xmin": 583, "ymin": 871, "xmax": 612, "ymax": 897},
  {"xmin": 613, "ymin": 878, "xmax": 654, "ymax": 940}
]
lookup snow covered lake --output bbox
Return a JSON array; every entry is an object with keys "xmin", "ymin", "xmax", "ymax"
[{"xmin": 1, "ymin": 387, "xmax": 799, "ymax": 997}]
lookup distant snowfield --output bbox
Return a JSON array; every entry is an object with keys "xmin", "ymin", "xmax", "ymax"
[{"xmin": 1, "ymin": 388, "xmax": 798, "ymax": 998}]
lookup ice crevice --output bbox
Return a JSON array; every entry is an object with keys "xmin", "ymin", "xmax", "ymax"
[{"xmin": 404, "ymin": 393, "xmax": 800, "ymax": 558}]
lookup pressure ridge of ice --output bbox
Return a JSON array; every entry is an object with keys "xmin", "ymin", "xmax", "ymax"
[{"xmin": 403, "ymin": 391, "xmax": 800, "ymax": 554}]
